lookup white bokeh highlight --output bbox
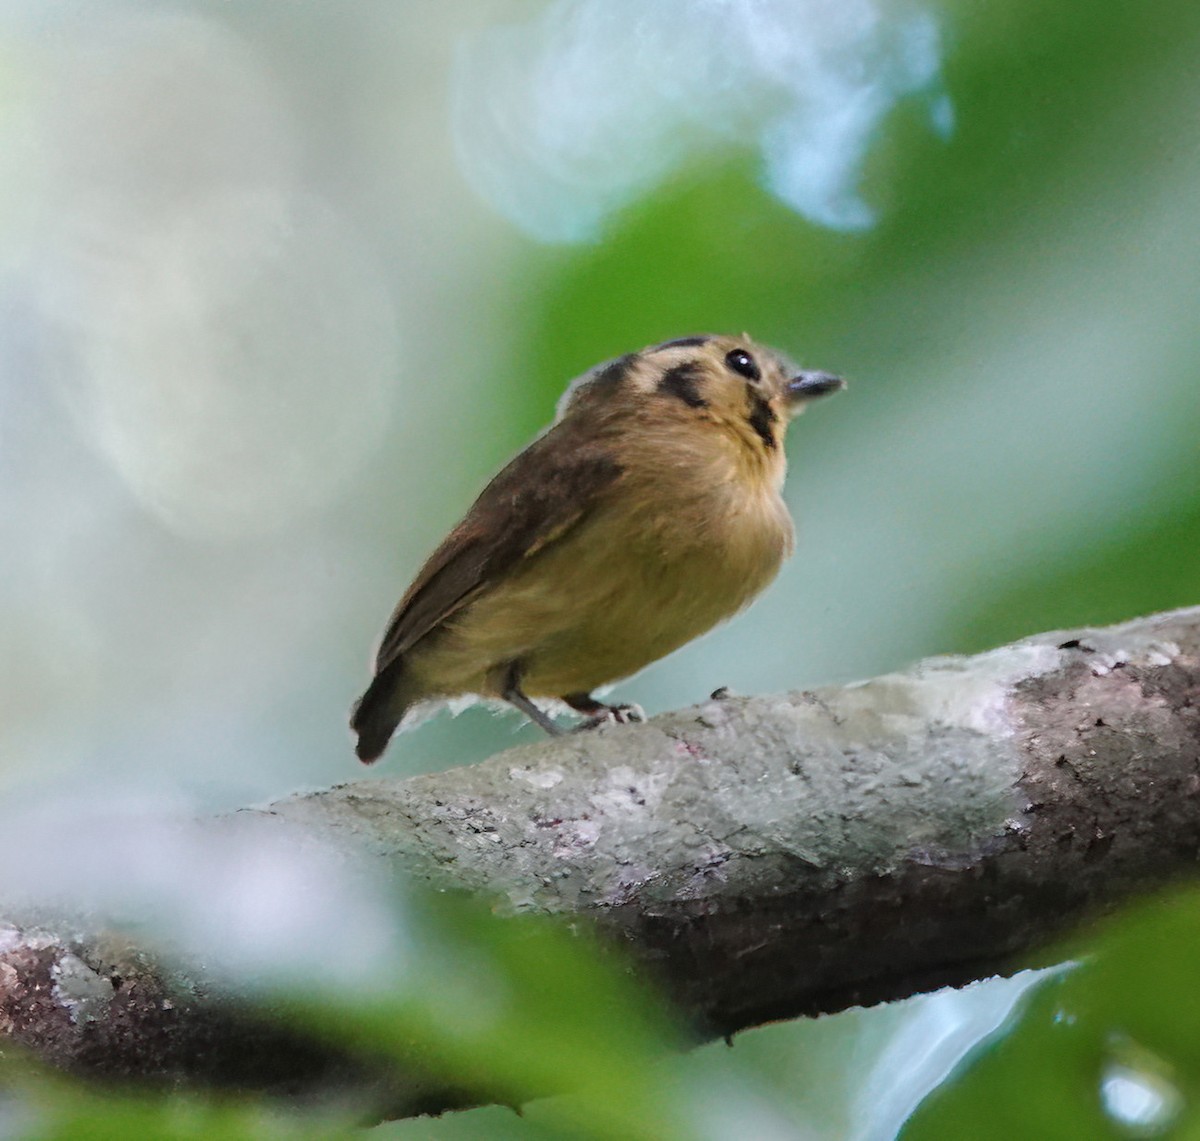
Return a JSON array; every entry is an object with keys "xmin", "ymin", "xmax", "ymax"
[
  {"xmin": 453, "ymin": 0, "xmax": 949, "ymax": 242},
  {"xmin": 41, "ymin": 187, "xmax": 397, "ymax": 540},
  {"xmin": 20, "ymin": 9, "xmax": 398, "ymax": 540},
  {"xmin": 850, "ymin": 970, "xmax": 1052, "ymax": 1140},
  {"xmin": 0, "ymin": 791, "xmax": 406, "ymax": 989},
  {"xmin": 1101, "ymin": 1059, "xmax": 1184, "ymax": 1136}
]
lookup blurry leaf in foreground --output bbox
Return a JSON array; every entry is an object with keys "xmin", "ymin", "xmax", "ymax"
[
  {"xmin": 381, "ymin": 1104, "xmax": 574, "ymax": 1140},
  {"xmin": 0, "ymin": 1055, "xmax": 350, "ymax": 1141},
  {"xmin": 901, "ymin": 888, "xmax": 1200, "ymax": 1140},
  {"xmin": 287, "ymin": 891, "xmax": 686, "ymax": 1141}
]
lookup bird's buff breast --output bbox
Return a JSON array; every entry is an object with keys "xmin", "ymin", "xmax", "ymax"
[{"xmin": 410, "ymin": 476, "xmax": 794, "ymax": 699}]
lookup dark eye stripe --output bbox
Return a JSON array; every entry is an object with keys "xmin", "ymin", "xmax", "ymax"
[
  {"xmin": 655, "ymin": 335, "xmax": 711, "ymax": 351},
  {"xmin": 658, "ymin": 361, "xmax": 708, "ymax": 408},
  {"xmin": 725, "ymin": 349, "xmax": 760, "ymax": 382},
  {"xmin": 559, "ymin": 352, "xmax": 635, "ymax": 416},
  {"xmin": 590, "ymin": 353, "xmax": 635, "ymax": 390},
  {"xmin": 747, "ymin": 394, "xmax": 777, "ymax": 449}
]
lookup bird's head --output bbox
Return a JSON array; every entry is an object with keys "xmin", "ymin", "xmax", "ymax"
[{"xmin": 558, "ymin": 333, "xmax": 844, "ymax": 454}]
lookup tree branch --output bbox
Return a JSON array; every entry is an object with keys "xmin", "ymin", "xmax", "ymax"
[{"xmin": 3, "ymin": 607, "xmax": 1199, "ymax": 1115}]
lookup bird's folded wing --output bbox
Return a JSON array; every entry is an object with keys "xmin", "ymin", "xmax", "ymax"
[{"xmin": 374, "ymin": 429, "xmax": 624, "ymax": 671}]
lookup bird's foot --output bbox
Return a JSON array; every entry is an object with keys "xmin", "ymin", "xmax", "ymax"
[{"xmin": 573, "ymin": 702, "xmax": 645, "ymax": 732}]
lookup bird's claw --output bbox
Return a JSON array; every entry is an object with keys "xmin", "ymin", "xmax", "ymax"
[{"xmin": 573, "ymin": 703, "xmax": 646, "ymax": 732}]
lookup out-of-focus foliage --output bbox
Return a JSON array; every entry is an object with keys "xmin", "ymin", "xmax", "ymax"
[
  {"xmin": 0, "ymin": 0, "xmax": 1197, "ymax": 1137},
  {"xmin": 289, "ymin": 894, "xmax": 686, "ymax": 1141},
  {"xmin": 902, "ymin": 889, "xmax": 1200, "ymax": 1139},
  {"xmin": 0, "ymin": 1057, "xmax": 355, "ymax": 1141}
]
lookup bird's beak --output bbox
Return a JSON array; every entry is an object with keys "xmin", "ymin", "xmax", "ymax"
[
  {"xmin": 787, "ymin": 371, "xmax": 844, "ymax": 403},
  {"xmin": 786, "ymin": 370, "xmax": 846, "ymax": 409}
]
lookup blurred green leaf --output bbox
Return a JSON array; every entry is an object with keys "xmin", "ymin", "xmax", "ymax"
[
  {"xmin": 0, "ymin": 1057, "xmax": 351, "ymax": 1141},
  {"xmin": 902, "ymin": 889, "xmax": 1200, "ymax": 1139},
  {"xmin": 286, "ymin": 892, "xmax": 685, "ymax": 1141},
  {"xmin": 381, "ymin": 1104, "xmax": 575, "ymax": 1141}
]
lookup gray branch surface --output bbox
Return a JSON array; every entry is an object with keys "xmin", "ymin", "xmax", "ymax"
[{"xmin": 3, "ymin": 607, "xmax": 1200, "ymax": 1116}]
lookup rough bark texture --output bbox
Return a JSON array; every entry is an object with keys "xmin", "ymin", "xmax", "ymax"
[{"xmin": 3, "ymin": 607, "xmax": 1199, "ymax": 1115}]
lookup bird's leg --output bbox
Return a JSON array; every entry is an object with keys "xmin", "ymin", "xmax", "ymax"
[
  {"xmin": 501, "ymin": 663, "xmax": 564, "ymax": 736},
  {"xmin": 562, "ymin": 692, "xmax": 645, "ymax": 731}
]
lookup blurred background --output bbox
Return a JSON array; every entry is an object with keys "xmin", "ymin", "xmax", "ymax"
[{"xmin": 1, "ymin": 0, "xmax": 1198, "ymax": 1137}]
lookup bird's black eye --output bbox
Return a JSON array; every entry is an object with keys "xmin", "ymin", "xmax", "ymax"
[{"xmin": 725, "ymin": 349, "xmax": 760, "ymax": 382}]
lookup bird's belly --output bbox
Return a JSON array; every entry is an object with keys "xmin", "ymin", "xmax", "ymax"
[
  {"xmin": 520, "ymin": 556, "xmax": 751, "ymax": 695},
  {"xmin": 409, "ymin": 494, "xmax": 790, "ymax": 700}
]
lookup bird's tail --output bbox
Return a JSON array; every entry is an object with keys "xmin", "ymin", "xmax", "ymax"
[{"xmin": 350, "ymin": 657, "xmax": 410, "ymax": 763}]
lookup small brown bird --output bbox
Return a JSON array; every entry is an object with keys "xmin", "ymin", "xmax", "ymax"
[{"xmin": 351, "ymin": 333, "xmax": 843, "ymax": 762}]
